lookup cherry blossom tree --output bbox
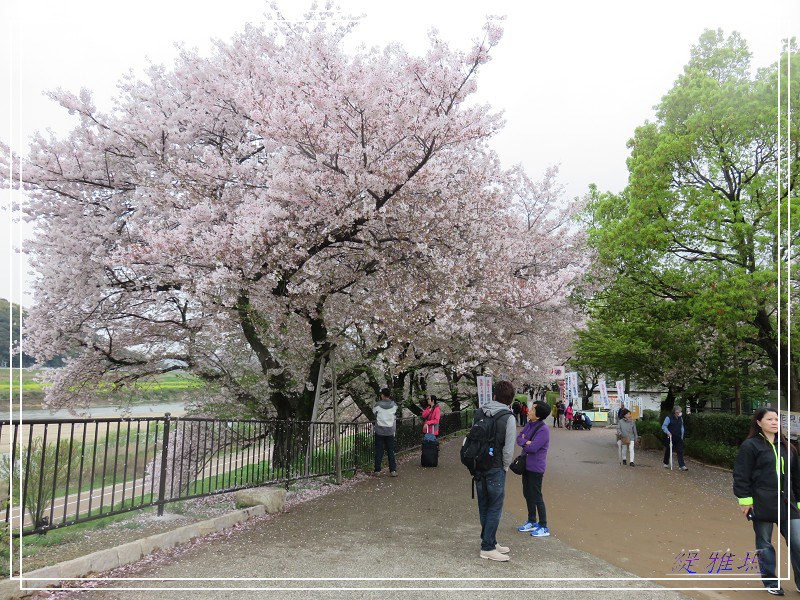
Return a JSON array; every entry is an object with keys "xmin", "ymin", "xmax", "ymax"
[{"xmin": 5, "ymin": 10, "xmax": 585, "ymax": 420}]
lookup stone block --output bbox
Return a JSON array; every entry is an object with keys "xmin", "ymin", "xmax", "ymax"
[
  {"xmin": 56, "ymin": 555, "xmax": 93, "ymax": 579},
  {"xmin": 116, "ymin": 541, "xmax": 144, "ymax": 565},
  {"xmin": 19, "ymin": 564, "xmax": 61, "ymax": 593},
  {"xmin": 0, "ymin": 578, "xmax": 24, "ymax": 599},
  {"xmin": 88, "ymin": 548, "xmax": 120, "ymax": 574},
  {"xmin": 244, "ymin": 506, "xmax": 266, "ymax": 518},
  {"xmin": 139, "ymin": 533, "xmax": 162, "ymax": 556},
  {"xmin": 211, "ymin": 513, "xmax": 241, "ymax": 531},
  {"xmin": 234, "ymin": 487, "xmax": 286, "ymax": 513},
  {"xmin": 196, "ymin": 519, "xmax": 216, "ymax": 536}
]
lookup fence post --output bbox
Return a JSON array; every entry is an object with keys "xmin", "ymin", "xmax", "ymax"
[{"xmin": 156, "ymin": 413, "xmax": 171, "ymax": 516}]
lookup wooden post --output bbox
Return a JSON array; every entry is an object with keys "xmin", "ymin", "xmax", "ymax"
[
  {"xmin": 330, "ymin": 348, "xmax": 342, "ymax": 485},
  {"xmin": 304, "ymin": 354, "xmax": 327, "ymax": 478}
]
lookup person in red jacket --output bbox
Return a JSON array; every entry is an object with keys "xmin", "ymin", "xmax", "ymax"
[{"xmin": 422, "ymin": 395, "xmax": 441, "ymax": 440}]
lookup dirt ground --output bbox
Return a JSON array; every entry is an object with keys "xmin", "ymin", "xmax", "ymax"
[{"xmin": 505, "ymin": 424, "xmax": 793, "ymax": 599}]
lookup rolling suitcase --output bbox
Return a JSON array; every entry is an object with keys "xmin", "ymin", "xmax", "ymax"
[{"xmin": 421, "ymin": 438, "xmax": 439, "ymax": 467}]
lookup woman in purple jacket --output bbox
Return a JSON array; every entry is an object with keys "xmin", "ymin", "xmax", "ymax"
[{"xmin": 516, "ymin": 402, "xmax": 552, "ymax": 538}]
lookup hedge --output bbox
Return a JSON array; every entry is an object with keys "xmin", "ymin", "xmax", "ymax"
[
  {"xmin": 683, "ymin": 439, "xmax": 739, "ymax": 468},
  {"xmin": 636, "ymin": 411, "xmax": 751, "ymax": 470},
  {"xmin": 683, "ymin": 413, "xmax": 750, "ymax": 447}
]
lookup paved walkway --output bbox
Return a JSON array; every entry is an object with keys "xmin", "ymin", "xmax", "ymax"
[{"xmin": 39, "ymin": 434, "xmax": 693, "ymax": 599}]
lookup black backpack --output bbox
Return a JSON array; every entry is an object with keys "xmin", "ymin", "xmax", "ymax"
[{"xmin": 460, "ymin": 408, "xmax": 512, "ymax": 478}]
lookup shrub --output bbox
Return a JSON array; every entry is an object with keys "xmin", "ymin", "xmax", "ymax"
[
  {"xmin": 639, "ymin": 433, "xmax": 663, "ymax": 450},
  {"xmin": 684, "ymin": 439, "xmax": 738, "ymax": 469},
  {"xmin": 642, "ymin": 409, "xmax": 660, "ymax": 422},
  {"xmin": 685, "ymin": 413, "xmax": 750, "ymax": 446},
  {"xmin": 636, "ymin": 420, "xmax": 663, "ymax": 440}
]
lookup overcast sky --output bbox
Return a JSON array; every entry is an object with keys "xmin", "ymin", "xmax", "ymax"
[{"xmin": 1, "ymin": 0, "xmax": 797, "ymax": 306}]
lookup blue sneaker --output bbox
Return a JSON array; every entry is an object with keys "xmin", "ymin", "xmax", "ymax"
[
  {"xmin": 531, "ymin": 526, "xmax": 550, "ymax": 537},
  {"xmin": 518, "ymin": 521, "xmax": 538, "ymax": 532}
]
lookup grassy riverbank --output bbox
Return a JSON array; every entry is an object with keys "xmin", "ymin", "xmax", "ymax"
[{"xmin": 0, "ymin": 370, "xmax": 202, "ymax": 410}]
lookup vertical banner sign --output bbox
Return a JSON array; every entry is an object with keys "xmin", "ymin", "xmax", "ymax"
[
  {"xmin": 616, "ymin": 380, "xmax": 626, "ymax": 404},
  {"xmin": 599, "ymin": 379, "xmax": 610, "ymax": 408},
  {"xmin": 780, "ymin": 412, "xmax": 800, "ymax": 440},
  {"xmin": 567, "ymin": 372, "xmax": 580, "ymax": 405},
  {"xmin": 477, "ymin": 376, "xmax": 493, "ymax": 408},
  {"xmin": 558, "ymin": 379, "xmax": 566, "ymax": 404}
]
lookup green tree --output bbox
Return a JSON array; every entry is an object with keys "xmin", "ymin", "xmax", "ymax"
[
  {"xmin": 0, "ymin": 299, "xmax": 64, "ymax": 368},
  {"xmin": 585, "ymin": 31, "xmax": 799, "ymax": 410}
]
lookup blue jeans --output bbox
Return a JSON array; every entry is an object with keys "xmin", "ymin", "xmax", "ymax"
[
  {"xmin": 475, "ymin": 468, "xmax": 506, "ymax": 551},
  {"xmin": 753, "ymin": 518, "xmax": 800, "ymax": 589},
  {"xmin": 374, "ymin": 435, "xmax": 397, "ymax": 472}
]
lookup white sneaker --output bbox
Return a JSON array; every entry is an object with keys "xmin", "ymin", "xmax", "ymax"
[
  {"xmin": 494, "ymin": 544, "xmax": 510, "ymax": 554},
  {"xmin": 480, "ymin": 549, "xmax": 510, "ymax": 562}
]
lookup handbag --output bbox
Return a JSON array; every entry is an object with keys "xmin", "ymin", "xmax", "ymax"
[
  {"xmin": 621, "ymin": 435, "xmax": 631, "ymax": 445},
  {"xmin": 510, "ymin": 421, "xmax": 544, "ymax": 475},
  {"xmin": 510, "ymin": 454, "xmax": 526, "ymax": 475}
]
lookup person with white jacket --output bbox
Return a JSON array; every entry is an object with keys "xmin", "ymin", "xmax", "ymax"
[
  {"xmin": 616, "ymin": 408, "xmax": 639, "ymax": 467},
  {"xmin": 374, "ymin": 388, "xmax": 398, "ymax": 476}
]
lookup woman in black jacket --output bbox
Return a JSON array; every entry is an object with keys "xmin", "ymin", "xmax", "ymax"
[{"xmin": 733, "ymin": 407, "xmax": 800, "ymax": 596}]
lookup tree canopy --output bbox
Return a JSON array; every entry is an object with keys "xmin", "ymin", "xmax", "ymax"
[
  {"xmin": 4, "ymin": 15, "xmax": 586, "ymax": 418},
  {"xmin": 579, "ymin": 30, "xmax": 799, "ymax": 411}
]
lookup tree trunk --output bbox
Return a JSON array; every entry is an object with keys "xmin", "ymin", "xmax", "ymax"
[
  {"xmin": 661, "ymin": 386, "xmax": 675, "ymax": 414},
  {"xmin": 444, "ymin": 368, "xmax": 462, "ymax": 412},
  {"xmin": 752, "ymin": 308, "xmax": 800, "ymax": 412}
]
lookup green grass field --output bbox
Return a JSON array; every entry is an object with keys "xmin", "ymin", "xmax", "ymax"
[{"xmin": 0, "ymin": 370, "xmax": 201, "ymax": 409}]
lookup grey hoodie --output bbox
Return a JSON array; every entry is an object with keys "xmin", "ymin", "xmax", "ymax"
[
  {"xmin": 480, "ymin": 400, "xmax": 516, "ymax": 470},
  {"xmin": 374, "ymin": 399, "xmax": 398, "ymax": 436}
]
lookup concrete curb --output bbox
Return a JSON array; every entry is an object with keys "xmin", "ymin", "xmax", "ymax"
[{"xmin": 0, "ymin": 505, "xmax": 266, "ymax": 599}]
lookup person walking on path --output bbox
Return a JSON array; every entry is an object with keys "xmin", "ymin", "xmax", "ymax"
[
  {"xmin": 551, "ymin": 401, "xmax": 558, "ymax": 427},
  {"xmin": 473, "ymin": 380, "xmax": 516, "ymax": 562},
  {"xmin": 421, "ymin": 395, "xmax": 441, "ymax": 440},
  {"xmin": 662, "ymin": 406, "xmax": 687, "ymax": 470},
  {"xmin": 616, "ymin": 408, "xmax": 639, "ymax": 467},
  {"xmin": 565, "ymin": 402, "xmax": 573, "ymax": 430},
  {"xmin": 512, "ymin": 400, "xmax": 521, "ymax": 426},
  {"xmin": 557, "ymin": 401, "xmax": 565, "ymax": 428},
  {"xmin": 516, "ymin": 402, "xmax": 552, "ymax": 538},
  {"xmin": 519, "ymin": 401, "xmax": 528, "ymax": 426},
  {"xmin": 374, "ymin": 388, "xmax": 398, "ymax": 476},
  {"xmin": 733, "ymin": 407, "xmax": 800, "ymax": 596}
]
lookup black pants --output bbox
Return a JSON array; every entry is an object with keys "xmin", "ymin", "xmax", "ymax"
[{"xmin": 522, "ymin": 470, "xmax": 547, "ymax": 527}]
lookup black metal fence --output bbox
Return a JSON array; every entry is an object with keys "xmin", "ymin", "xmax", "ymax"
[{"xmin": 0, "ymin": 409, "xmax": 474, "ymax": 536}]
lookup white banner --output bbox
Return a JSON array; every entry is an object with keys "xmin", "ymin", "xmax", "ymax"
[
  {"xmin": 616, "ymin": 380, "xmax": 626, "ymax": 404},
  {"xmin": 567, "ymin": 372, "xmax": 580, "ymax": 403},
  {"xmin": 549, "ymin": 366, "xmax": 566, "ymax": 379},
  {"xmin": 599, "ymin": 379, "xmax": 610, "ymax": 408},
  {"xmin": 477, "ymin": 376, "xmax": 493, "ymax": 408},
  {"xmin": 780, "ymin": 412, "xmax": 800, "ymax": 440}
]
